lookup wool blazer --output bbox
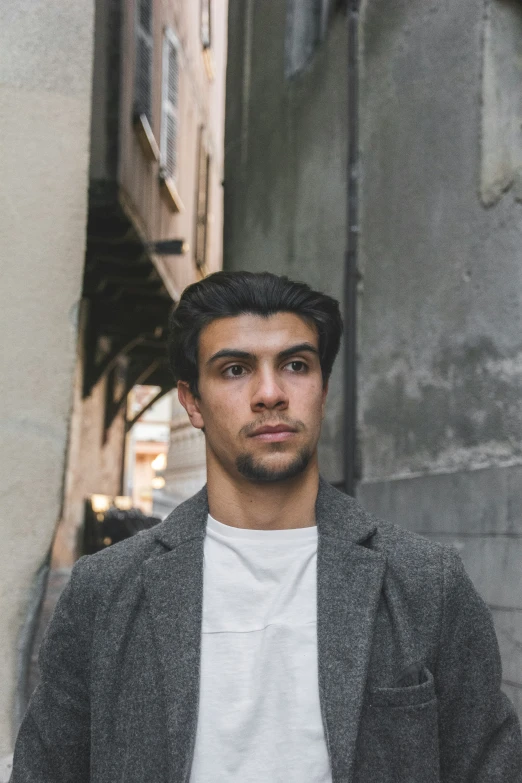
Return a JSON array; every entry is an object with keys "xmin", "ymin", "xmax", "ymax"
[{"xmin": 11, "ymin": 478, "xmax": 522, "ymax": 782}]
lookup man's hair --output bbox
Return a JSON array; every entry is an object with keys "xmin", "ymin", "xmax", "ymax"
[{"xmin": 167, "ymin": 270, "xmax": 343, "ymax": 397}]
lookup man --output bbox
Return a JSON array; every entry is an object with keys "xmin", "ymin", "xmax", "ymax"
[{"xmin": 11, "ymin": 271, "xmax": 522, "ymax": 782}]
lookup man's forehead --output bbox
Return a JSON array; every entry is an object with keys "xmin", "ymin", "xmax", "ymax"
[{"xmin": 198, "ymin": 312, "xmax": 319, "ymax": 355}]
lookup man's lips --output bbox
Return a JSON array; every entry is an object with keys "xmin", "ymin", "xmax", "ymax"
[{"xmin": 249, "ymin": 424, "xmax": 298, "ymax": 442}]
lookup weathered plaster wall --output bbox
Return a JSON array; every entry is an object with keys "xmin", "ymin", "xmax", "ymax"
[
  {"xmin": 357, "ymin": 0, "xmax": 522, "ymax": 712},
  {"xmin": 224, "ymin": 4, "xmax": 348, "ymax": 483},
  {"xmin": 225, "ymin": 0, "xmax": 522, "ymax": 715},
  {"xmin": 0, "ymin": 0, "xmax": 94, "ymax": 755}
]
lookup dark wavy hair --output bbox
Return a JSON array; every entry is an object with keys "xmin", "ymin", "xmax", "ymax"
[{"xmin": 167, "ymin": 271, "xmax": 343, "ymax": 397}]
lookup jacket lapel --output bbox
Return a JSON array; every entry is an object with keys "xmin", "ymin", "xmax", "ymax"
[
  {"xmin": 141, "ymin": 480, "xmax": 385, "ymax": 783},
  {"xmin": 315, "ymin": 479, "xmax": 386, "ymax": 782},
  {"xmin": 141, "ymin": 487, "xmax": 208, "ymax": 783}
]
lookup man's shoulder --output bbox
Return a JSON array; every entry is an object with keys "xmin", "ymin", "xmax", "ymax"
[
  {"xmin": 372, "ymin": 514, "xmax": 457, "ymax": 590},
  {"xmin": 73, "ymin": 522, "xmax": 165, "ymax": 589},
  {"xmin": 372, "ymin": 514, "xmax": 446, "ymax": 560},
  {"xmin": 333, "ymin": 487, "xmax": 469, "ymax": 619},
  {"xmin": 325, "ymin": 480, "xmax": 455, "ymax": 579},
  {"xmin": 370, "ymin": 506, "xmax": 459, "ymax": 576},
  {"xmin": 71, "ymin": 487, "xmax": 208, "ymax": 593}
]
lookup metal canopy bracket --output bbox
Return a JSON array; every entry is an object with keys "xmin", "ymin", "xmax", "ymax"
[{"xmin": 82, "ymin": 190, "xmax": 176, "ymax": 433}]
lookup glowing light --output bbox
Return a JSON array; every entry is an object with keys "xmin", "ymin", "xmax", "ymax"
[
  {"xmin": 91, "ymin": 494, "xmax": 110, "ymax": 513},
  {"xmin": 114, "ymin": 496, "xmax": 132, "ymax": 510},
  {"xmin": 151, "ymin": 453, "xmax": 167, "ymax": 471}
]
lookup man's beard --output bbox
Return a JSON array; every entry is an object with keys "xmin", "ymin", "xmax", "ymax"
[{"xmin": 235, "ymin": 445, "xmax": 312, "ymax": 482}]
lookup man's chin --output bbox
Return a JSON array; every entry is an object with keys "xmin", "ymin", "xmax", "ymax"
[{"xmin": 235, "ymin": 447, "xmax": 312, "ymax": 483}]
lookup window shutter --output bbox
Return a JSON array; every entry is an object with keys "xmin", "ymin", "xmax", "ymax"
[
  {"xmin": 195, "ymin": 127, "xmax": 211, "ymax": 268},
  {"xmin": 135, "ymin": 0, "xmax": 153, "ymax": 122},
  {"xmin": 161, "ymin": 34, "xmax": 179, "ymax": 181},
  {"xmin": 139, "ymin": 0, "xmax": 152, "ymax": 35}
]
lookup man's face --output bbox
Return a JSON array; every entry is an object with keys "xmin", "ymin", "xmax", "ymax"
[{"xmin": 178, "ymin": 312, "xmax": 328, "ymax": 483}]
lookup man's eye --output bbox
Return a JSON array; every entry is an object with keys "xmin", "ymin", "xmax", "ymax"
[
  {"xmin": 223, "ymin": 365, "xmax": 246, "ymax": 377},
  {"xmin": 286, "ymin": 360, "xmax": 307, "ymax": 372}
]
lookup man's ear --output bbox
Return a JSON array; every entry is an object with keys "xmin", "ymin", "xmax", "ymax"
[
  {"xmin": 177, "ymin": 382, "xmax": 205, "ymax": 430},
  {"xmin": 321, "ymin": 381, "xmax": 329, "ymax": 418}
]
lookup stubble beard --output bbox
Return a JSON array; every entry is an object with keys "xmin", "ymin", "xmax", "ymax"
[{"xmin": 235, "ymin": 444, "xmax": 312, "ymax": 483}]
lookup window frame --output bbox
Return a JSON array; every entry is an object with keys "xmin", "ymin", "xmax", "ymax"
[
  {"xmin": 160, "ymin": 27, "xmax": 180, "ymax": 184},
  {"xmin": 194, "ymin": 126, "xmax": 211, "ymax": 270},
  {"xmin": 134, "ymin": 0, "xmax": 154, "ymax": 123}
]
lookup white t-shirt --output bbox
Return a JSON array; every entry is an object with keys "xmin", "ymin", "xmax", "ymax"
[{"xmin": 188, "ymin": 513, "xmax": 332, "ymax": 783}]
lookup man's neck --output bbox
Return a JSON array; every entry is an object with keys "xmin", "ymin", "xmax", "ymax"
[{"xmin": 206, "ymin": 460, "xmax": 320, "ymax": 531}]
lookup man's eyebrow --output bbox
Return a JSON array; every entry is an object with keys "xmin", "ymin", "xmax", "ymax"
[
  {"xmin": 277, "ymin": 343, "xmax": 319, "ymax": 361},
  {"xmin": 206, "ymin": 349, "xmax": 254, "ymax": 366},
  {"xmin": 206, "ymin": 343, "xmax": 319, "ymax": 366}
]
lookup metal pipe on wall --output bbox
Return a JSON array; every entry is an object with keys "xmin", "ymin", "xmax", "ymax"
[{"xmin": 343, "ymin": 0, "xmax": 360, "ymax": 496}]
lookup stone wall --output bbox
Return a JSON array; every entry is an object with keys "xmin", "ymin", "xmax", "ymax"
[{"xmin": 0, "ymin": 0, "xmax": 95, "ymax": 754}]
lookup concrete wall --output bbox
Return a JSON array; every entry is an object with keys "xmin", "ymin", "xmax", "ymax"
[
  {"xmin": 225, "ymin": 0, "xmax": 522, "ymax": 715},
  {"xmin": 224, "ymin": 3, "xmax": 348, "ymax": 484},
  {"xmin": 356, "ymin": 0, "xmax": 522, "ymax": 713},
  {"xmin": 0, "ymin": 0, "xmax": 95, "ymax": 756}
]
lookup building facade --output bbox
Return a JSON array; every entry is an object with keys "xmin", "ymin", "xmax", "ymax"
[
  {"xmin": 224, "ymin": 0, "xmax": 522, "ymax": 716},
  {"xmin": 1, "ymin": 0, "xmax": 227, "ymax": 764},
  {"xmin": 55, "ymin": 0, "xmax": 228, "ymax": 568}
]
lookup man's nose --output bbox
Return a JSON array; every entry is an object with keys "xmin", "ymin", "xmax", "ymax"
[{"xmin": 250, "ymin": 369, "xmax": 288, "ymax": 411}]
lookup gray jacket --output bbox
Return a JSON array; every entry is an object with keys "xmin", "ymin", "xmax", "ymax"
[{"xmin": 11, "ymin": 478, "xmax": 522, "ymax": 782}]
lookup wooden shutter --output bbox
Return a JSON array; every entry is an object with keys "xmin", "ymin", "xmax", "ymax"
[
  {"xmin": 138, "ymin": 0, "xmax": 152, "ymax": 34},
  {"xmin": 135, "ymin": 0, "xmax": 153, "ymax": 121},
  {"xmin": 161, "ymin": 33, "xmax": 179, "ymax": 181},
  {"xmin": 194, "ymin": 127, "xmax": 211, "ymax": 268}
]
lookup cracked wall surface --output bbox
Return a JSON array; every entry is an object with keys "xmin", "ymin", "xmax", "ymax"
[
  {"xmin": 225, "ymin": 0, "xmax": 522, "ymax": 715},
  {"xmin": 357, "ymin": 0, "xmax": 522, "ymax": 714}
]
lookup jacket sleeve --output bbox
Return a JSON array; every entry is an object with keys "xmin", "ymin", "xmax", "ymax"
[
  {"xmin": 436, "ymin": 546, "xmax": 522, "ymax": 782},
  {"xmin": 10, "ymin": 555, "xmax": 95, "ymax": 783}
]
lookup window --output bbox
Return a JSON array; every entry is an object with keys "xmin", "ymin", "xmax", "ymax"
[
  {"xmin": 201, "ymin": 0, "xmax": 211, "ymax": 49},
  {"xmin": 134, "ymin": 0, "xmax": 153, "ymax": 122},
  {"xmin": 194, "ymin": 127, "xmax": 211, "ymax": 269},
  {"xmin": 161, "ymin": 31, "xmax": 180, "ymax": 182},
  {"xmin": 200, "ymin": 0, "xmax": 214, "ymax": 79}
]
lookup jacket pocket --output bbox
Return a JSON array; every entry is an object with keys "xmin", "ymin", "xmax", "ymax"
[
  {"xmin": 367, "ymin": 665, "xmax": 436, "ymax": 708},
  {"xmin": 355, "ymin": 667, "xmax": 440, "ymax": 783}
]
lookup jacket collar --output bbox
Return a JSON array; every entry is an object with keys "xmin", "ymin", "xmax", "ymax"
[{"xmin": 152, "ymin": 474, "xmax": 378, "ymax": 550}]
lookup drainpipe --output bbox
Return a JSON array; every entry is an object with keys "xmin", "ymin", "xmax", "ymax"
[{"xmin": 344, "ymin": 0, "xmax": 360, "ymax": 496}]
